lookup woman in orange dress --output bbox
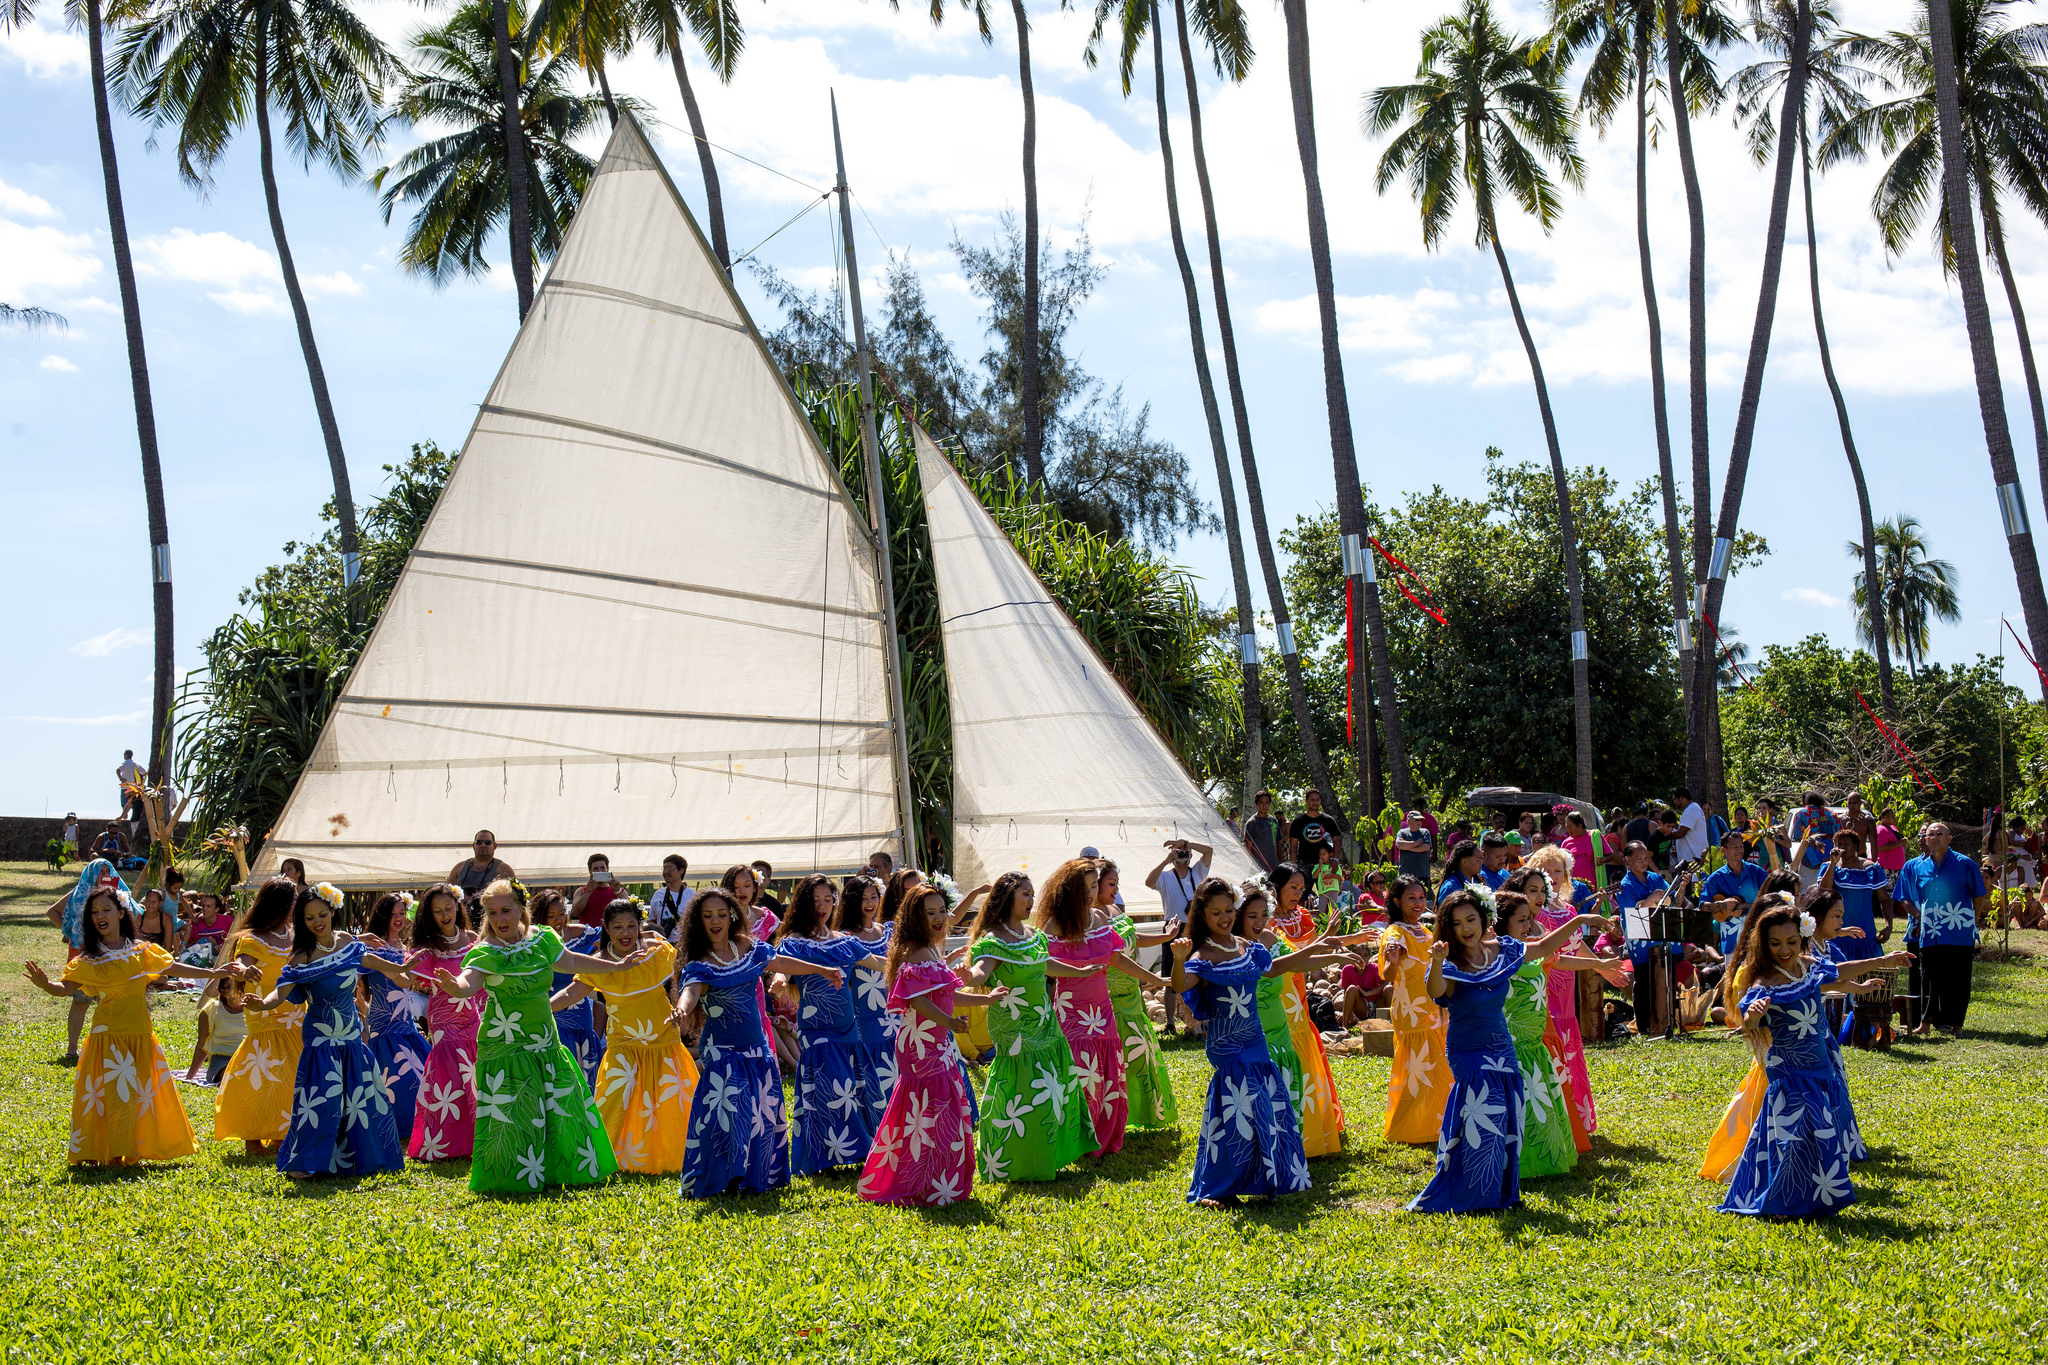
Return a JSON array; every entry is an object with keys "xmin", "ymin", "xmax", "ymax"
[
  {"xmin": 1377, "ymin": 874, "xmax": 1452, "ymax": 1143},
  {"xmin": 212, "ymin": 878, "xmax": 307, "ymax": 1154},
  {"xmin": 1268, "ymin": 863, "xmax": 1352, "ymax": 1156}
]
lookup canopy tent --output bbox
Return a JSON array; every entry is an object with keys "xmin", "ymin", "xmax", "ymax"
[
  {"xmin": 914, "ymin": 425, "xmax": 1255, "ymax": 919},
  {"xmin": 254, "ymin": 116, "xmax": 907, "ymax": 888}
]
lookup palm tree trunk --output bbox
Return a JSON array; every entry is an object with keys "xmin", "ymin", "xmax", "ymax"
[
  {"xmin": 253, "ymin": 24, "xmax": 361, "ymax": 622},
  {"xmin": 1279, "ymin": 0, "xmax": 1409, "ymax": 814},
  {"xmin": 1148, "ymin": 2, "xmax": 1260, "ymax": 804},
  {"xmin": 1490, "ymin": 231, "xmax": 1593, "ymax": 801},
  {"xmin": 1663, "ymin": 0, "xmax": 1711, "ymax": 795},
  {"xmin": 1981, "ymin": 195, "xmax": 2048, "ymax": 524},
  {"xmin": 1803, "ymin": 122, "xmax": 1894, "ymax": 718},
  {"xmin": 1924, "ymin": 0, "xmax": 2048, "ymax": 682},
  {"xmin": 1172, "ymin": 0, "xmax": 1341, "ymax": 817},
  {"xmin": 1634, "ymin": 27, "xmax": 1693, "ymax": 753},
  {"xmin": 85, "ymin": 0, "xmax": 174, "ymax": 784},
  {"xmin": 1010, "ymin": 0, "xmax": 1047, "ymax": 486},
  {"xmin": 490, "ymin": 0, "xmax": 535, "ymax": 319},
  {"xmin": 662, "ymin": 15, "xmax": 730, "ymax": 273},
  {"xmin": 1697, "ymin": 0, "xmax": 1811, "ymax": 752}
]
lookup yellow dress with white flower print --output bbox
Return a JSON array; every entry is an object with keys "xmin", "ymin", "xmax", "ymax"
[
  {"xmin": 61, "ymin": 942, "xmax": 196, "ymax": 1164},
  {"xmin": 576, "ymin": 940, "xmax": 697, "ymax": 1174},
  {"xmin": 1378, "ymin": 922, "xmax": 1452, "ymax": 1144},
  {"xmin": 213, "ymin": 933, "xmax": 306, "ymax": 1143}
]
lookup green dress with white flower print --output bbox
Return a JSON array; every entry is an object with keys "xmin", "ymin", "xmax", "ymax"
[
  {"xmin": 462, "ymin": 927, "xmax": 618, "ymax": 1194},
  {"xmin": 1254, "ymin": 968, "xmax": 1306, "ymax": 1122},
  {"xmin": 972, "ymin": 931, "xmax": 1090, "ymax": 1182}
]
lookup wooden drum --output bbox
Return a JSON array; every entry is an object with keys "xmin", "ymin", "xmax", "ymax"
[{"xmin": 1850, "ymin": 968, "xmax": 1898, "ymax": 1050}]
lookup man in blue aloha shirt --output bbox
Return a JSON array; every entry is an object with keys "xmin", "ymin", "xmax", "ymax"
[
  {"xmin": 1892, "ymin": 822, "xmax": 1990, "ymax": 1036},
  {"xmin": 1699, "ymin": 829, "xmax": 1767, "ymax": 958}
]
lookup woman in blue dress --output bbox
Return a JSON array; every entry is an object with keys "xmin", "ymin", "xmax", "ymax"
[
  {"xmin": 1719, "ymin": 901, "xmax": 1911, "ymax": 1218},
  {"xmin": 244, "ymin": 884, "xmax": 413, "ymax": 1180},
  {"xmin": 359, "ymin": 891, "xmax": 430, "ymax": 1142},
  {"xmin": 1409, "ymin": 889, "xmax": 1613, "ymax": 1214},
  {"xmin": 667, "ymin": 888, "xmax": 848, "ymax": 1198},
  {"xmin": 775, "ymin": 874, "xmax": 890, "ymax": 1175},
  {"xmin": 1167, "ymin": 877, "xmax": 1358, "ymax": 1207},
  {"xmin": 535, "ymin": 890, "xmax": 606, "ymax": 1092},
  {"xmin": 1806, "ymin": 886, "xmax": 1912, "ymax": 1163},
  {"xmin": 1817, "ymin": 831, "xmax": 1892, "ymax": 962},
  {"xmin": 836, "ymin": 874, "xmax": 896, "ymax": 1109}
]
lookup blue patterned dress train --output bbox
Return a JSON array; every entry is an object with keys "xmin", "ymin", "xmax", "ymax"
[
  {"xmin": 779, "ymin": 934, "xmax": 886, "ymax": 1175},
  {"xmin": 1409, "ymin": 938, "xmax": 1525, "ymax": 1214},
  {"xmin": 1181, "ymin": 943, "xmax": 1312, "ymax": 1203},
  {"xmin": 363, "ymin": 946, "xmax": 429, "ymax": 1142},
  {"xmin": 552, "ymin": 927, "xmax": 607, "ymax": 1093},
  {"xmin": 677, "ymin": 941, "xmax": 790, "ymax": 1198},
  {"xmin": 275, "ymin": 939, "xmax": 406, "ymax": 1177},
  {"xmin": 1721, "ymin": 961, "xmax": 1858, "ymax": 1217}
]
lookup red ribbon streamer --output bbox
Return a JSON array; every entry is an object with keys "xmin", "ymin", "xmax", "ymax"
[
  {"xmin": 1345, "ymin": 580, "xmax": 1355, "ymax": 743},
  {"xmin": 1698, "ymin": 613, "xmax": 1793, "ymax": 723},
  {"xmin": 1369, "ymin": 538, "xmax": 1448, "ymax": 625},
  {"xmin": 1855, "ymin": 690, "xmax": 1944, "ymax": 792},
  {"xmin": 2005, "ymin": 618, "xmax": 2048, "ymax": 691}
]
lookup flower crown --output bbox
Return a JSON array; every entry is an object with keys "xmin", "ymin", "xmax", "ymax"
[
  {"xmin": 508, "ymin": 879, "xmax": 530, "ymax": 907},
  {"xmin": 1237, "ymin": 878, "xmax": 1268, "ymax": 900},
  {"xmin": 310, "ymin": 882, "xmax": 344, "ymax": 912}
]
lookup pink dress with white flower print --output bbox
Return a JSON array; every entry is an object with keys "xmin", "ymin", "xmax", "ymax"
[
  {"xmin": 858, "ymin": 960, "xmax": 976, "ymax": 1206},
  {"xmin": 1048, "ymin": 924, "xmax": 1128, "ymax": 1157},
  {"xmin": 404, "ymin": 945, "xmax": 485, "ymax": 1160},
  {"xmin": 1535, "ymin": 902, "xmax": 1598, "ymax": 1135}
]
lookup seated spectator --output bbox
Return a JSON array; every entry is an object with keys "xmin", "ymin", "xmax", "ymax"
[
  {"xmin": 1699, "ymin": 830, "xmax": 1767, "ymax": 958},
  {"xmin": 1337, "ymin": 955, "xmax": 1388, "ymax": 1026},
  {"xmin": 1356, "ymin": 868, "xmax": 1389, "ymax": 922},
  {"xmin": 90, "ymin": 823, "xmax": 126, "ymax": 862}
]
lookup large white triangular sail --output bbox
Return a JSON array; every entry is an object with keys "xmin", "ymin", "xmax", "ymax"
[
  {"xmin": 914, "ymin": 426, "xmax": 1254, "ymax": 917},
  {"xmin": 255, "ymin": 116, "xmax": 905, "ymax": 887}
]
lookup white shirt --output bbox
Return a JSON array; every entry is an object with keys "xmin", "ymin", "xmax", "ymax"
[
  {"xmin": 117, "ymin": 759, "xmax": 142, "ymax": 785},
  {"xmin": 651, "ymin": 885, "xmax": 695, "ymax": 939},
  {"xmin": 1156, "ymin": 860, "xmax": 1208, "ymax": 921},
  {"xmin": 1673, "ymin": 802, "xmax": 1709, "ymax": 864}
]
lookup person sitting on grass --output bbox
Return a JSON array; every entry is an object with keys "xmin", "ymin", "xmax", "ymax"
[{"xmin": 187, "ymin": 974, "xmax": 249, "ymax": 1084}]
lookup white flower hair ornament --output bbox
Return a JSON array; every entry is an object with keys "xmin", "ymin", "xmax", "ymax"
[
  {"xmin": 1237, "ymin": 878, "xmax": 1268, "ymax": 900},
  {"xmin": 1799, "ymin": 911, "xmax": 1818, "ymax": 940},
  {"xmin": 928, "ymin": 871, "xmax": 963, "ymax": 909},
  {"xmin": 311, "ymin": 882, "xmax": 345, "ymax": 912}
]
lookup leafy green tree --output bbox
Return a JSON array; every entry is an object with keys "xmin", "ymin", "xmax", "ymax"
[
  {"xmin": 1367, "ymin": 0, "xmax": 1597, "ymax": 802},
  {"xmin": 371, "ymin": 1, "xmax": 616, "ymax": 286},
  {"xmin": 1850, "ymin": 513, "xmax": 1963, "ymax": 678}
]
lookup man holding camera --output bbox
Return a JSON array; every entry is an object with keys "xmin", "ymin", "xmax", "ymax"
[
  {"xmin": 1146, "ymin": 837, "xmax": 1211, "ymax": 1035},
  {"xmin": 572, "ymin": 852, "xmax": 620, "ymax": 926}
]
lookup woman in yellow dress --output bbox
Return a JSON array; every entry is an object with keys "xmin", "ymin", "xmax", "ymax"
[
  {"xmin": 1268, "ymin": 863, "xmax": 1350, "ymax": 1156},
  {"xmin": 24, "ymin": 884, "xmax": 244, "ymax": 1164},
  {"xmin": 213, "ymin": 878, "xmax": 307, "ymax": 1153},
  {"xmin": 1378, "ymin": 874, "xmax": 1453, "ymax": 1143},
  {"xmin": 553, "ymin": 899, "xmax": 698, "ymax": 1174}
]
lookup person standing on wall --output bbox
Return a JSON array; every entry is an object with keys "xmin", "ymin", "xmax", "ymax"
[{"xmin": 116, "ymin": 750, "xmax": 143, "ymax": 824}]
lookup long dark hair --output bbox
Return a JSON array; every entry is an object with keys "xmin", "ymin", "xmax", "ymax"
[
  {"xmin": 240, "ymin": 877, "xmax": 297, "ymax": 936},
  {"xmin": 289, "ymin": 886, "xmax": 339, "ymax": 961},
  {"xmin": 599, "ymin": 898, "xmax": 645, "ymax": 960},
  {"xmin": 1445, "ymin": 840, "xmax": 1480, "ymax": 880},
  {"xmin": 1268, "ymin": 861, "xmax": 1309, "ymax": 911},
  {"xmin": 969, "ymin": 872, "xmax": 1031, "ymax": 943},
  {"xmin": 719, "ymin": 864, "xmax": 758, "ymax": 908},
  {"xmin": 80, "ymin": 887, "xmax": 135, "ymax": 957},
  {"xmin": 411, "ymin": 883, "xmax": 469, "ymax": 952},
  {"xmin": 1185, "ymin": 877, "xmax": 1239, "ymax": 956},
  {"xmin": 1432, "ymin": 889, "xmax": 1492, "ymax": 969},
  {"xmin": 776, "ymin": 874, "xmax": 836, "ymax": 942},
  {"xmin": 367, "ymin": 892, "xmax": 411, "ymax": 942},
  {"xmin": 529, "ymin": 888, "xmax": 571, "ymax": 934},
  {"xmin": 681, "ymin": 887, "xmax": 750, "ymax": 962},
  {"xmin": 1033, "ymin": 859, "xmax": 1097, "ymax": 940},
  {"xmin": 884, "ymin": 886, "xmax": 946, "ymax": 987},
  {"xmin": 834, "ymin": 875, "xmax": 880, "ymax": 932},
  {"xmin": 1727, "ymin": 901, "xmax": 1802, "ymax": 1014},
  {"xmin": 880, "ymin": 867, "xmax": 923, "ymax": 925},
  {"xmin": 1492, "ymin": 890, "xmax": 1536, "ymax": 938}
]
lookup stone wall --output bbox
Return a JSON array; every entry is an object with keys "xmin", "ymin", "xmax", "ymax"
[{"xmin": 0, "ymin": 815, "xmax": 192, "ymax": 863}]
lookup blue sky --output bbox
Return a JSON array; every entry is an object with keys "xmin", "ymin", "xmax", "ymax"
[{"xmin": 4, "ymin": 0, "xmax": 2042, "ymax": 819}]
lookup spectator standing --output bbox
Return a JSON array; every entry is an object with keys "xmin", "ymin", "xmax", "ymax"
[
  {"xmin": 648, "ymin": 855, "xmax": 694, "ymax": 940},
  {"xmin": 61, "ymin": 813, "xmax": 79, "ymax": 853},
  {"xmin": 1623, "ymin": 802, "xmax": 1655, "ymax": 854},
  {"xmin": 1788, "ymin": 791, "xmax": 1840, "ymax": 890},
  {"xmin": 1669, "ymin": 787, "xmax": 1709, "ymax": 865},
  {"xmin": 572, "ymin": 852, "xmax": 620, "ymax": 927},
  {"xmin": 1840, "ymin": 793, "xmax": 1878, "ymax": 850},
  {"xmin": 116, "ymin": 749, "xmax": 143, "ymax": 823},
  {"xmin": 1413, "ymin": 801, "xmax": 1442, "ymax": 859},
  {"xmin": 866, "ymin": 850, "xmax": 894, "ymax": 878},
  {"xmin": 1145, "ymin": 839, "xmax": 1211, "ymax": 1036},
  {"xmin": 1243, "ymin": 790, "xmax": 1283, "ymax": 874},
  {"xmin": 1477, "ymin": 832, "xmax": 1511, "ymax": 889},
  {"xmin": 1436, "ymin": 840, "xmax": 1486, "ymax": 903},
  {"xmin": 751, "ymin": 861, "xmax": 786, "ymax": 915},
  {"xmin": 1892, "ymin": 822, "xmax": 1990, "ymax": 1036},
  {"xmin": 1872, "ymin": 807, "xmax": 1908, "ymax": 875},
  {"xmin": 1558, "ymin": 812, "xmax": 1596, "ymax": 884},
  {"xmin": 1748, "ymin": 799, "xmax": 1793, "ymax": 871},
  {"xmin": 1285, "ymin": 791, "xmax": 1341, "ymax": 869},
  {"xmin": 1652, "ymin": 810, "xmax": 1680, "ymax": 869},
  {"xmin": 448, "ymin": 830, "xmax": 514, "ymax": 898},
  {"xmin": 1393, "ymin": 813, "xmax": 1433, "ymax": 886}
]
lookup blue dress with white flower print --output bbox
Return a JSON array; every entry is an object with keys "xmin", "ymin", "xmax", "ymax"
[
  {"xmin": 552, "ymin": 927, "xmax": 607, "ymax": 1093},
  {"xmin": 1821, "ymin": 943, "xmax": 1868, "ymax": 1161},
  {"xmin": 678, "ymin": 940, "xmax": 790, "ymax": 1198},
  {"xmin": 1408, "ymin": 937, "xmax": 1525, "ymax": 1214},
  {"xmin": 363, "ymin": 945, "xmax": 429, "ymax": 1142},
  {"xmin": 1182, "ymin": 943, "xmax": 1312, "ymax": 1204},
  {"xmin": 779, "ymin": 934, "xmax": 886, "ymax": 1175},
  {"xmin": 1721, "ymin": 960, "xmax": 1859, "ymax": 1218},
  {"xmin": 275, "ymin": 939, "xmax": 406, "ymax": 1177}
]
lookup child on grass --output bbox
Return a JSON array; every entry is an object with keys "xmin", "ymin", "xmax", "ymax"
[{"xmin": 188, "ymin": 975, "xmax": 248, "ymax": 1084}]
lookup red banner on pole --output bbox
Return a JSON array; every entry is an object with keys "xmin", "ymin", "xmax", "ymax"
[
  {"xmin": 1345, "ymin": 580, "xmax": 1355, "ymax": 743},
  {"xmin": 1854, "ymin": 690, "xmax": 1944, "ymax": 792},
  {"xmin": 1369, "ymin": 538, "xmax": 1447, "ymax": 625}
]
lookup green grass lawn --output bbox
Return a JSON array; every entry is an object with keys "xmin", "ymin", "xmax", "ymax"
[{"xmin": 3, "ymin": 859, "xmax": 2046, "ymax": 1362}]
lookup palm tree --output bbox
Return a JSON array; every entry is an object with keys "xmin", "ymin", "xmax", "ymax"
[
  {"xmin": 1732, "ymin": 0, "xmax": 1896, "ymax": 719},
  {"xmin": 1164, "ymin": 0, "xmax": 1344, "ymax": 821},
  {"xmin": 633, "ymin": 0, "xmax": 743, "ymax": 272},
  {"xmin": 1826, "ymin": 0, "xmax": 2048, "ymax": 533},
  {"xmin": 117, "ymin": 0, "xmax": 397, "ymax": 618},
  {"xmin": 531, "ymin": 0, "xmax": 625, "ymax": 124},
  {"xmin": 1276, "ymin": 0, "xmax": 1411, "ymax": 813},
  {"xmin": 1693, "ymin": 0, "xmax": 1813, "ymax": 801},
  {"xmin": 1850, "ymin": 514, "xmax": 1962, "ymax": 677},
  {"xmin": 1089, "ymin": 0, "xmax": 1262, "ymax": 802},
  {"xmin": 1367, "ymin": 0, "xmax": 1595, "ymax": 802},
  {"xmin": 8, "ymin": 0, "xmax": 176, "ymax": 787},
  {"xmin": 1712, "ymin": 623, "xmax": 1749, "ymax": 690},
  {"xmin": 371, "ymin": 1, "xmax": 614, "ymax": 284},
  {"xmin": 0, "ymin": 303, "xmax": 68, "ymax": 328}
]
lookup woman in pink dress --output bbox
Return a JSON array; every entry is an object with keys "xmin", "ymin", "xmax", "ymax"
[
  {"xmin": 1559, "ymin": 812, "xmax": 1597, "ymax": 884},
  {"xmin": 1526, "ymin": 846, "xmax": 1620, "ymax": 1138},
  {"xmin": 404, "ymin": 884, "xmax": 484, "ymax": 1160},
  {"xmin": 859, "ymin": 887, "xmax": 1009, "ymax": 1206}
]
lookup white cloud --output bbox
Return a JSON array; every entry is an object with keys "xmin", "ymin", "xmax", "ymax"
[
  {"xmin": 0, "ymin": 16, "xmax": 88, "ymax": 78},
  {"xmin": 39, "ymin": 355, "xmax": 77, "ymax": 372},
  {"xmin": 70, "ymin": 628, "xmax": 150, "ymax": 657},
  {"xmin": 303, "ymin": 270, "xmax": 364, "ymax": 296},
  {"xmin": 8, "ymin": 709, "xmax": 149, "ymax": 726},
  {"xmin": 1783, "ymin": 587, "xmax": 1845, "ymax": 608},
  {"xmin": 137, "ymin": 228, "xmax": 279, "ymax": 289},
  {"xmin": 0, "ymin": 221, "xmax": 101, "ymax": 302},
  {"xmin": 210, "ymin": 288, "xmax": 287, "ymax": 315},
  {"xmin": 0, "ymin": 179, "xmax": 59, "ymax": 220}
]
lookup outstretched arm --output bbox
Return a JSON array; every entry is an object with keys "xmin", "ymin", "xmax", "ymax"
[
  {"xmin": 1835, "ymin": 950, "xmax": 1913, "ymax": 981},
  {"xmin": 21, "ymin": 962, "xmax": 78, "ymax": 999},
  {"xmin": 1525, "ymin": 913, "xmax": 1618, "ymax": 964},
  {"xmin": 556, "ymin": 944, "xmax": 653, "ymax": 976},
  {"xmin": 550, "ymin": 981, "xmax": 595, "ymax": 1012},
  {"xmin": 764, "ymin": 955, "xmax": 843, "ymax": 990},
  {"xmin": 1104, "ymin": 954, "xmax": 1169, "ymax": 990},
  {"xmin": 431, "ymin": 965, "xmax": 490, "ymax": 999}
]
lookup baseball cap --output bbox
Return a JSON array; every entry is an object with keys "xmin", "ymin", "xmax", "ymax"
[{"xmin": 1080, "ymin": 846, "xmax": 1101, "ymax": 859}]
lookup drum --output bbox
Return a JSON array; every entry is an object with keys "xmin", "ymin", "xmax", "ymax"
[{"xmin": 1850, "ymin": 969, "xmax": 1897, "ymax": 1050}]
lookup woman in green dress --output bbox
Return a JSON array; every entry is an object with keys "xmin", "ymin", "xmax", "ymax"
[
  {"xmin": 425, "ymin": 878, "xmax": 653, "ymax": 1194},
  {"xmin": 1231, "ymin": 884, "xmax": 1305, "ymax": 1116},
  {"xmin": 958, "ymin": 871, "xmax": 1096, "ymax": 1181},
  {"xmin": 1495, "ymin": 885, "xmax": 1614, "ymax": 1180},
  {"xmin": 1091, "ymin": 859, "xmax": 1178, "ymax": 1129}
]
